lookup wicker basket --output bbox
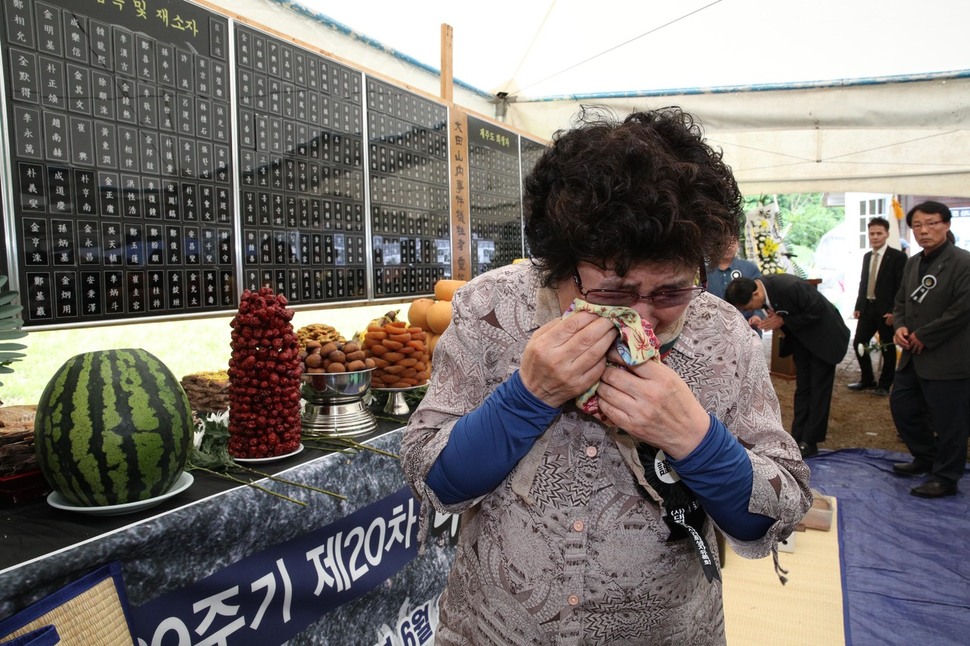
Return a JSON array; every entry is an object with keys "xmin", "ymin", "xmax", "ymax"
[{"xmin": 180, "ymin": 371, "xmax": 230, "ymax": 414}]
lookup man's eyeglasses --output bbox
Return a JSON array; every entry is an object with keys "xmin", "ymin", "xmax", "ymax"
[
  {"xmin": 911, "ymin": 220, "xmax": 945, "ymax": 230},
  {"xmin": 573, "ymin": 266, "xmax": 707, "ymax": 308}
]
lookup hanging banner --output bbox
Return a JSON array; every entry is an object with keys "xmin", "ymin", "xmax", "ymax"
[{"xmin": 130, "ymin": 486, "xmax": 420, "ymax": 646}]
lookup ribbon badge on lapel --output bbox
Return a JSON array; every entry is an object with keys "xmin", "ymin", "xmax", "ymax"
[{"xmin": 910, "ymin": 274, "xmax": 937, "ymax": 303}]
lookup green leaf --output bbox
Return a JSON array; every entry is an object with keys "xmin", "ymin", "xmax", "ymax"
[
  {"xmin": 0, "ymin": 276, "xmax": 26, "ymax": 386},
  {"xmin": 0, "ymin": 303, "xmax": 23, "ymax": 319},
  {"xmin": 0, "ymin": 295, "xmax": 15, "ymax": 308}
]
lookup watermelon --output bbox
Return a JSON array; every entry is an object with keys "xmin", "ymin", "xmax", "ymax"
[{"xmin": 34, "ymin": 349, "xmax": 193, "ymax": 506}]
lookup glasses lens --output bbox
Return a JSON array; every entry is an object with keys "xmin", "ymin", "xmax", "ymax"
[
  {"xmin": 584, "ymin": 287, "xmax": 702, "ymax": 307},
  {"xmin": 585, "ymin": 290, "xmax": 638, "ymax": 306},
  {"xmin": 650, "ymin": 288, "xmax": 701, "ymax": 308}
]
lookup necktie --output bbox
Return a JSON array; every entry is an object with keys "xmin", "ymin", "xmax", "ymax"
[{"xmin": 866, "ymin": 251, "xmax": 880, "ymax": 299}]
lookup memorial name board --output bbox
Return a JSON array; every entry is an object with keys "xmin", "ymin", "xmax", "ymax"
[{"xmin": 0, "ymin": 0, "xmax": 538, "ymax": 327}]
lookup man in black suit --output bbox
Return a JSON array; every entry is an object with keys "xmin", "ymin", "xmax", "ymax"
[
  {"xmin": 849, "ymin": 217, "xmax": 907, "ymax": 396},
  {"xmin": 726, "ymin": 274, "xmax": 850, "ymax": 458},
  {"xmin": 890, "ymin": 201, "xmax": 970, "ymax": 498}
]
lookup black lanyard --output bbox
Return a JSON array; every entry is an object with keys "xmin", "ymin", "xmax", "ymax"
[{"xmin": 635, "ymin": 441, "xmax": 721, "ymax": 583}]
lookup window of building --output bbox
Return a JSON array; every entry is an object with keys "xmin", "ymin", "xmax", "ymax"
[{"xmin": 858, "ymin": 198, "xmax": 887, "ymax": 249}]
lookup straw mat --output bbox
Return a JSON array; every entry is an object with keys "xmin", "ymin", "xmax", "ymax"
[
  {"xmin": 0, "ymin": 564, "xmax": 133, "ymax": 646},
  {"xmin": 722, "ymin": 498, "xmax": 844, "ymax": 645}
]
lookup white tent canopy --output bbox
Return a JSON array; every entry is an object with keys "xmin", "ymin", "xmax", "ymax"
[
  {"xmin": 213, "ymin": 0, "xmax": 970, "ymax": 197},
  {"xmin": 505, "ymin": 76, "xmax": 970, "ymax": 198}
]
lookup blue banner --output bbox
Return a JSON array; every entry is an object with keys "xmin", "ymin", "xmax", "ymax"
[{"xmin": 130, "ymin": 486, "xmax": 420, "ymax": 646}]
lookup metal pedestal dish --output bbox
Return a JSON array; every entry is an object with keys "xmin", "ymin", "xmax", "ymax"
[
  {"xmin": 301, "ymin": 369, "xmax": 377, "ymax": 437},
  {"xmin": 373, "ymin": 384, "xmax": 425, "ymax": 416}
]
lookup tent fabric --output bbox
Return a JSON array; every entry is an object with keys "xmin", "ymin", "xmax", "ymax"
[
  {"xmin": 805, "ymin": 449, "xmax": 970, "ymax": 645},
  {"xmin": 505, "ymin": 74, "xmax": 970, "ymax": 197}
]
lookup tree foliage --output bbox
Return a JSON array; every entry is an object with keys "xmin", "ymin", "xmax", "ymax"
[{"xmin": 744, "ymin": 193, "xmax": 843, "ymax": 250}]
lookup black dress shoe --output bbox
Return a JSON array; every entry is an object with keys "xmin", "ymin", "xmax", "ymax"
[
  {"xmin": 911, "ymin": 480, "xmax": 958, "ymax": 498},
  {"xmin": 798, "ymin": 442, "xmax": 818, "ymax": 458},
  {"xmin": 871, "ymin": 387, "xmax": 890, "ymax": 396},
  {"xmin": 847, "ymin": 381, "xmax": 877, "ymax": 391},
  {"xmin": 892, "ymin": 461, "xmax": 932, "ymax": 476}
]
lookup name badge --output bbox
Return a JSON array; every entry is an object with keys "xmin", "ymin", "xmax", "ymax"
[{"xmin": 654, "ymin": 449, "xmax": 680, "ymax": 484}]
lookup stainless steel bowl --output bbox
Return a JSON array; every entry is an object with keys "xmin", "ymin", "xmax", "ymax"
[{"xmin": 301, "ymin": 368, "xmax": 374, "ymax": 402}]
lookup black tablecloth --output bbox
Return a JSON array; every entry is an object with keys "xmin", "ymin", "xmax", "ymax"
[{"xmin": 0, "ymin": 417, "xmax": 406, "ymax": 571}]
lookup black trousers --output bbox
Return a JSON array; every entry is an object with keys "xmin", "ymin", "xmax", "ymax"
[
  {"xmin": 790, "ymin": 337, "xmax": 837, "ymax": 445},
  {"xmin": 853, "ymin": 301, "xmax": 897, "ymax": 388},
  {"xmin": 890, "ymin": 363, "xmax": 970, "ymax": 484}
]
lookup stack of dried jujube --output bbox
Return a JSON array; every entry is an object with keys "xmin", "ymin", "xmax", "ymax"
[{"xmin": 228, "ymin": 287, "xmax": 303, "ymax": 459}]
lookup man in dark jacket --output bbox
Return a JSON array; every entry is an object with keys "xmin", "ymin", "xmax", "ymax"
[
  {"xmin": 726, "ymin": 274, "xmax": 850, "ymax": 458},
  {"xmin": 849, "ymin": 217, "xmax": 907, "ymax": 396},
  {"xmin": 706, "ymin": 237, "xmax": 766, "ymax": 334},
  {"xmin": 890, "ymin": 201, "xmax": 970, "ymax": 498}
]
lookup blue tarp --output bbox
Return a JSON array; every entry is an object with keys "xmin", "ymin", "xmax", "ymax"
[{"xmin": 805, "ymin": 449, "xmax": 970, "ymax": 646}]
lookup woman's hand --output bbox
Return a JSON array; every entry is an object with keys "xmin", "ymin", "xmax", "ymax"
[
  {"xmin": 595, "ymin": 358, "xmax": 710, "ymax": 459},
  {"xmin": 519, "ymin": 311, "xmax": 618, "ymax": 408}
]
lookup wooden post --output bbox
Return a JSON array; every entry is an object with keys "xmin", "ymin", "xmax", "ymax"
[
  {"xmin": 449, "ymin": 110, "xmax": 472, "ymax": 280},
  {"xmin": 440, "ymin": 23, "xmax": 454, "ymax": 103}
]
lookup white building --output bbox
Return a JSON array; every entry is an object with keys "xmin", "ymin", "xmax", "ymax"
[{"xmin": 814, "ymin": 193, "xmax": 895, "ymax": 316}]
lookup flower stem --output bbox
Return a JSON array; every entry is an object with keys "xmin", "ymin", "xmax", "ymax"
[
  {"xmin": 192, "ymin": 466, "xmax": 307, "ymax": 506},
  {"xmin": 301, "ymin": 434, "xmax": 399, "ymax": 459},
  {"xmin": 235, "ymin": 464, "xmax": 346, "ymax": 500}
]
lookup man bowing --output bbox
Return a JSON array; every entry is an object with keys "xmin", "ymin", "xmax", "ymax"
[{"xmin": 726, "ymin": 274, "xmax": 850, "ymax": 458}]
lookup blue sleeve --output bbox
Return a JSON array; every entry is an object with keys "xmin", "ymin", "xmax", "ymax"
[
  {"xmin": 668, "ymin": 414, "xmax": 775, "ymax": 541},
  {"xmin": 425, "ymin": 370, "xmax": 560, "ymax": 504}
]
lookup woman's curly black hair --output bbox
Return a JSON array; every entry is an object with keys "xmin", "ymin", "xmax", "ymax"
[{"xmin": 523, "ymin": 106, "xmax": 744, "ymax": 287}]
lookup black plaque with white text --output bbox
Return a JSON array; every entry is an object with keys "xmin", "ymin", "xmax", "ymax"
[
  {"xmin": 0, "ymin": 0, "xmax": 544, "ymax": 328},
  {"xmin": 236, "ymin": 23, "xmax": 366, "ymax": 304},
  {"xmin": 1, "ymin": 0, "xmax": 233, "ymax": 325},
  {"xmin": 467, "ymin": 114, "xmax": 523, "ymax": 276},
  {"xmin": 366, "ymin": 78, "xmax": 450, "ymax": 298},
  {"xmin": 519, "ymin": 136, "xmax": 546, "ymax": 259}
]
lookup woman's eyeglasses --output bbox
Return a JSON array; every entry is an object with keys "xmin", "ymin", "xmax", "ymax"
[{"xmin": 573, "ymin": 266, "xmax": 707, "ymax": 308}]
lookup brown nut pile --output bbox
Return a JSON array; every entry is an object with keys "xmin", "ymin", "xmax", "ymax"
[
  {"xmin": 296, "ymin": 323, "xmax": 345, "ymax": 347},
  {"xmin": 364, "ymin": 320, "xmax": 430, "ymax": 388},
  {"xmin": 180, "ymin": 370, "xmax": 230, "ymax": 414},
  {"xmin": 301, "ymin": 340, "xmax": 376, "ymax": 374}
]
